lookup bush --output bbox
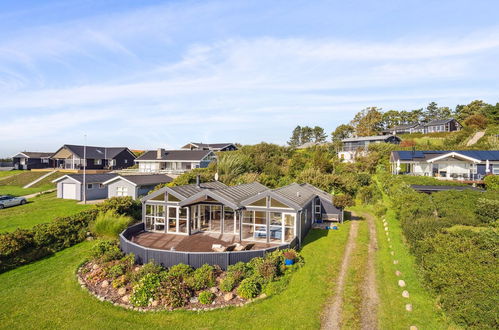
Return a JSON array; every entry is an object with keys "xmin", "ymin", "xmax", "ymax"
[
  {"xmin": 227, "ymin": 262, "xmax": 253, "ymax": 282},
  {"xmin": 186, "ymin": 264, "xmax": 215, "ymax": 291},
  {"xmin": 219, "ymin": 274, "xmax": 237, "ymax": 292},
  {"xmin": 484, "ymin": 175, "xmax": 499, "ymax": 191},
  {"xmin": 97, "ymin": 197, "xmax": 141, "ymax": 219},
  {"xmin": 90, "ymin": 210, "xmax": 133, "ymax": 239},
  {"xmin": 237, "ymin": 277, "xmax": 261, "ymax": 299},
  {"xmin": 254, "ymin": 258, "xmax": 279, "ymax": 282},
  {"xmin": 131, "ymin": 261, "xmax": 163, "ymax": 283},
  {"xmin": 333, "ymin": 194, "xmax": 354, "ymax": 209},
  {"xmin": 130, "ymin": 273, "xmax": 164, "ymax": 307},
  {"xmin": 168, "ymin": 263, "xmax": 193, "ymax": 280},
  {"xmin": 198, "ymin": 291, "xmax": 216, "ymax": 305},
  {"xmin": 158, "ymin": 276, "xmax": 191, "ymax": 308},
  {"xmin": 90, "ymin": 240, "xmax": 123, "ymax": 262},
  {"xmin": 475, "ymin": 198, "xmax": 499, "ymax": 223},
  {"xmin": 107, "ymin": 264, "xmax": 125, "ymax": 278}
]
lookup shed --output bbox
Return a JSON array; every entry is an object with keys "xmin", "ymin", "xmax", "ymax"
[{"xmin": 103, "ymin": 174, "xmax": 173, "ymax": 200}]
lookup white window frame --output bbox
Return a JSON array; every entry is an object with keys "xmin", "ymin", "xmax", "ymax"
[
  {"xmin": 94, "ymin": 159, "xmax": 102, "ymax": 165},
  {"xmin": 116, "ymin": 186, "xmax": 128, "ymax": 196},
  {"xmin": 493, "ymin": 164, "xmax": 499, "ymax": 175},
  {"xmin": 41, "ymin": 158, "xmax": 49, "ymax": 164},
  {"xmin": 87, "ymin": 183, "xmax": 94, "ymax": 189}
]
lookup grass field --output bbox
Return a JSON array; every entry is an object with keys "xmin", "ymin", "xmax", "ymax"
[
  {"xmin": 0, "ymin": 170, "xmax": 23, "ymax": 179},
  {"xmin": 0, "ymin": 225, "xmax": 351, "ymax": 329},
  {"xmin": 0, "ymin": 192, "xmax": 92, "ymax": 233},
  {"xmin": 0, "ymin": 171, "xmax": 64, "ymax": 196}
]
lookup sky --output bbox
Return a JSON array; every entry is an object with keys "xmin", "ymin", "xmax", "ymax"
[{"xmin": 1, "ymin": 0, "xmax": 499, "ymax": 156}]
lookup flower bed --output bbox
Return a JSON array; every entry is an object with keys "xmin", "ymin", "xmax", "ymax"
[{"xmin": 77, "ymin": 241, "xmax": 303, "ymax": 311}]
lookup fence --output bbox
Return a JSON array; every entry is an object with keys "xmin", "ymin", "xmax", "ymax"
[{"xmin": 120, "ymin": 223, "xmax": 296, "ymax": 270}]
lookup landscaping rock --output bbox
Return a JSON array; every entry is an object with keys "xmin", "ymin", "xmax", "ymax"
[
  {"xmin": 398, "ymin": 280, "xmax": 406, "ymax": 287},
  {"xmin": 101, "ymin": 280, "xmax": 109, "ymax": 288},
  {"xmin": 393, "ymin": 260, "xmax": 399, "ymax": 265},
  {"xmin": 86, "ymin": 237, "xmax": 94, "ymax": 241},
  {"xmin": 402, "ymin": 290, "xmax": 410, "ymax": 298},
  {"xmin": 387, "ymin": 238, "xmax": 391, "ymax": 242},
  {"xmin": 259, "ymin": 293, "xmax": 267, "ymax": 299},
  {"xmin": 190, "ymin": 297, "xmax": 199, "ymax": 304},
  {"xmin": 134, "ymin": 266, "xmax": 140, "ymax": 272},
  {"xmin": 395, "ymin": 270, "xmax": 402, "ymax": 276},
  {"xmin": 151, "ymin": 300, "xmax": 159, "ymax": 307},
  {"xmin": 209, "ymin": 287, "xmax": 219, "ymax": 294},
  {"xmin": 410, "ymin": 326, "xmax": 418, "ymax": 330},
  {"xmin": 224, "ymin": 292, "xmax": 234, "ymax": 301},
  {"xmin": 384, "ymin": 227, "xmax": 388, "ymax": 231},
  {"xmin": 118, "ymin": 287, "xmax": 127, "ymax": 296},
  {"xmin": 390, "ymin": 251, "xmax": 395, "ymax": 256},
  {"xmin": 406, "ymin": 303, "xmax": 413, "ymax": 312},
  {"xmin": 92, "ymin": 264, "xmax": 99, "ymax": 270},
  {"xmin": 122, "ymin": 295, "xmax": 130, "ymax": 303}
]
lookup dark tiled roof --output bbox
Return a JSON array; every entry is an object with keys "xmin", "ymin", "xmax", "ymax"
[
  {"xmin": 272, "ymin": 183, "xmax": 317, "ymax": 208},
  {"xmin": 214, "ymin": 182, "xmax": 269, "ymax": 205},
  {"xmin": 63, "ymin": 173, "xmax": 118, "ymax": 183},
  {"xmin": 425, "ymin": 118, "xmax": 455, "ymax": 126},
  {"xmin": 188, "ymin": 143, "xmax": 234, "ymax": 149},
  {"xmin": 120, "ymin": 174, "xmax": 172, "ymax": 186},
  {"xmin": 342, "ymin": 135, "xmax": 398, "ymax": 142},
  {"xmin": 384, "ymin": 123, "xmax": 419, "ymax": 131},
  {"xmin": 58, "ymin": 145, "xmax": 131, "ymax": 159},
  {"xmin": 392, "ymin": 150, "xmax": 499, "ymax": 161},
  {"xmin": 136, "ymin": 150, "xmax": 212, "ymax": 161},
  {"xmin": 170, "ymin": 181, "xmax": 228, "ymax": 198},
  {"xmin": 17, "ymin": 152, "xmax": 53, "ymax": 158}
]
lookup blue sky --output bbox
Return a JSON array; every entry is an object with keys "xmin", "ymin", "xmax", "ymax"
[{"xmin": 1, "ymin": 0, "xmax": 499, "ymax": 156}]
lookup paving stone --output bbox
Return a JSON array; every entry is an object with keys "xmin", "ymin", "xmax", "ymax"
[
  {"xmin": 395, "ymin": 270, "xmax": 402, "ymax": 276},
  {"xmin": 406, "ymin": 303, "xmax": 413, "ymax": 312},
  {"xmin": 390, "ymin": 251, "xmax": 395, "ymax": 256},
  {"xmin": 402, "ymin": 290, "xmax": 410, "ymax": 298},
  {"xmin": 398, "ymin": 280, "xmax": 406, "ymax": 287},
  {"xmin": 393, "ymin": 260, "xmax": 399, "ymax": 264},
  {"xmin": 409, "ymin": 326, "xmax": 418, "ymax": 330}
]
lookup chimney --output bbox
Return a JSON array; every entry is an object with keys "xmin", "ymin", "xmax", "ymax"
[
  {"xmin": 157, "ymin": 148, "xmax": 164, "ymax": 159},
  {"xmin": 196, "ymin": 175, "xmax": 200, "ymax": 188},
  {"xmin": 296, "ymin": 191, "xmax": 301, "ymax": 197}
]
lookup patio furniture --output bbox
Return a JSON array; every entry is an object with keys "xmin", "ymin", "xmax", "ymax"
[
  {"xmin": 211, "ymin": 244, "xmax": 224, "ymax": 252},
  {"xmin": 243, "ymin": 243, "xmax": 255, "ymax": 251},
  {"xmin": 234, "ymin": 243, "xmax": 245, "ymax": 251},
  {"xmin": 225, "ymin": 244, "xmax": 237, "ymax": 252}
]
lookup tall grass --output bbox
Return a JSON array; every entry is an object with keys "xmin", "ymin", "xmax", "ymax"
[{"xmin": 89, "ymin": 210, "xmax": 133, "ymax": 239}]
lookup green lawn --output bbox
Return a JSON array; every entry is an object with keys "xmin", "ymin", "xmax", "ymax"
[
  {"xmin": 0, "ymin": 192, "xmax": 92, "ymax": 233},
  {"xmin": 0, "ymin": 170, "xmax": 23, "ymax": 179},
  {"xmin": 0, "ymin": 225, "xmax": 351, "ymax": 329},
  {"xmin": 0, "ymin": 171, "xmax": 48, "ymax": 186},
  {"xmin": 0, "ymin": 171, "xmax": 64, "ymax": 196}
]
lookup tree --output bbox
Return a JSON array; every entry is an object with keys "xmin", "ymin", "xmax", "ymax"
[
  {"xmin": 455, "ymin": 100, "xmax": 487, "ymax": 122},
  {"xmin": 382, "ymin": 110, "xmax": 402, "ymax": 128},
  {"xmin": 350, "ymin": 107, "xmax": 383, "ymax": 136},
  {"xmin": 463, "ymin": 114, "xmax": 488, "ymax": 129},
  {"xmin": 331, "ymin": 124, "xmax": 354, "ymax": 142},
  {"xmin": 481, "ymin": 103, "xmax": 499, "ymax": 124},
  {"xmin": 423, "ymin": 101, "xmax": 439, "ymax": 122},
  {"xmin": 312, "ymin": 126, "xmax": 327, "ymax": 143},
  {"xmin": 300, "ymin": 126, "xmax": 314, "ymax": 144},
  {"xmin": 288, "ymin": 125, "xmax": 302, "ymax": 147}
]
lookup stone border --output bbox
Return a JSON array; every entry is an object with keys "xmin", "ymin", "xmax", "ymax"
[{"xmin": 76, "ymin": 264, "xmax": 268, "ymax": 312}]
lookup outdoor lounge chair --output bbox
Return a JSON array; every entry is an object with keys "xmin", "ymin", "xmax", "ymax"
[
  {"xmin": 243, "ymin": 243, "xmax": 255, "ymax": 251},
  {"xmin": 225, "ymin": 244, "xmax": 237, "ymax": 252},
  {"xmin": 211, "ymin": 244, "xmax": 224, "ymax": 252},
  {"xmin": 234, "ymin": 243, "xmax": 245, "ymax": 251}
]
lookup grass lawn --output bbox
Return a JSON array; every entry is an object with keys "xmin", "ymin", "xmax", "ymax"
[
  {"xmin": 0, "ymin": 224, "xmax": 351, "ymax": 329},
  {"xmin": 0, "ymin": 192, "xmax": 92, "ymax": 233},
  {"xmin": 0, "ymin": 170, "xmax": 23, "ymax": 179},
  {"xmin": 0, "ymin": 171, "xmax": 48, "ymax": 186},
  {"xmin": 0, "ymin": 171, "xmax": 64, "ymax": 196}
]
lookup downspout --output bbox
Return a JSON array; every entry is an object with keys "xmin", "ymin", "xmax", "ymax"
[{"xmin": 297, "ymin": 210, "xmax": 302, "ymax": 248}]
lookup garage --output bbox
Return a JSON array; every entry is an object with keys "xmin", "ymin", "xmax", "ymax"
[{"xmin": 62, "ymin": 183, "xmax": 77, "ymax": 200}]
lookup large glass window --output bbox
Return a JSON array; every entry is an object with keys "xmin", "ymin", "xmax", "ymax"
[
  {"xmin": 178, "ymin": 207, "xmax": 188, "ymax": 233},
  {"xmin": 269, "ymin": 212, "xmax": 283, "ymax": 242},
  {"xmin": 167, "ymin": 193, "xmax": 180, "ymax": 202},
  {"xmin": 270, "ymin": 198, "xmax": 291, "ymax": 209},
  {"xmin": 249, "ymin": 198, "xmax": 267, "ymax": 207},
  {"xmin": 210, "ymin": 205, "xmax": 222, "ymax": 232},
  {"xmin": 223, "ymin": 207, "xmax": 236, "ymax": 234},
  {"xmin": 145, "ymin": 204, "xmax": 166, "ymax": 232},
  {"xmin": 168, "ymin": 207, "xmax": 177, "ymax": 233},
  {"xmin": 241, "ymin": 210, "xmax": 267, "ymax": 242}
]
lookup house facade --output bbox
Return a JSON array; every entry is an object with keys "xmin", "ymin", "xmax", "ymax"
[
  {"xmin": 413, "ymin": 119, "xmax": 461, "ymax": 134},
  {"xmin": 382, "ymin": 123, "xmax": 420, "ymax": 135},
  {"xmin": 135, "ymin": 149, "xmax": 216, "ymax": 174},
  {"xmin": 51, "ymin": 145, "xmax": 136, "ymax": 170},
  {"xmin": 181, "ymin": 142, "xmax": 237, "ymax": 152},
  {"xmin": 53, "ymin": 173, "xmax": 117, "ymax": 201},
  {"xmin": 103, "ymin": 174, "xmax": 172, "ymax": 200},
  {"xmin": 140, "ymin": 180, "xmax": 343, "ymax": 246},
  {"xmin": 390, "ymin": 150, "xmax": 499, "ymax": 181},
  {"xmin": 339, "ymin": 135, "xmax": 401, "ymax": 162},
  {"xmin": 12, "ymin": 152, "xmax": 54, "ymax": 170}
]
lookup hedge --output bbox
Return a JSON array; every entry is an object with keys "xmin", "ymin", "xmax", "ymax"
[
  {"xmin": 0, "ymin": 197, "xmax": 140, "ymax": 273},
  {"xmin": 378, "ymin": 172, "xmax": 499, "ymax": 328}
]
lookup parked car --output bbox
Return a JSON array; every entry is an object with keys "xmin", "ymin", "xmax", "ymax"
[{"xmin": 0, "ymin": 195, "xmax": 27, "ymax": 209}]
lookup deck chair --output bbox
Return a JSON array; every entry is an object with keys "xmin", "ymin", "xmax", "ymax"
[
  {"xmin": 225, "ymin": 244, "xmax": 237, "ymax": 252},
  {"xmin": 211, "ymin": 244, "xmax": 224, "ymax": 252},
  {"xmin": 234, "ymin": 243, "xmax": 245, "ymax": 251},
  {"xmin": 243, "ymin": 243, "xmax": 255, "ymax": 251}
]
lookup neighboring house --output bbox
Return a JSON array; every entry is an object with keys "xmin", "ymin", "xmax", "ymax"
[
  {"xmin": 12, "ymin": 152, "xmax": 54, "ymax": 170},
  {"xmin": 135, "ymin": 149, "xmax": 216, "ymax": 174},
  {"xmin": 53, "ymin": 173, "xmax": 118, "ymax": 201},
  {"xmin": 103, "ymin": 174, "xmax": 173, "ymax": 200},
  {"xmin": 296, "ymin": 141, "xmax": 327, "ymax": 149},
  {"xmin": 181, "ymin": 142, "xmax": 237, "ymax": 152},
  {"xmin": 140, "ymin": 180, "xmax": 343, "ymax": 246},
  {"xmin": 51, "ymin": 144, "xmax": 136, "ymax": 170},
  {"xmin": 339, "ymin": 135, "xmax": 401, "ymax": 162},
  {"xmin": 382, "ymin": 123, "xmax": 420, "ymax": 135},
  {"xmin": 390, "ymin": 150, "xmax": 499, "ymax": 181},
  {"xmin": 413, "ymin": 118, "xmax": 462, "ymax": 134}
]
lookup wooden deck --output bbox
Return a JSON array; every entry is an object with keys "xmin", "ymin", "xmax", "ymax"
[{"xmin": 131, "ymin": 231, "xmax": 279, "ymax": 252}]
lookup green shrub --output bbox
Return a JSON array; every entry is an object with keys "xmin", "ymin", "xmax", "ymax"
[
  {"xmin": 484, "ymin": 175, "xmax": 499, "ymax": 191},
  {"xmin": 131, "ymin": 261, "xmax": 163, "ymax": 283},
  {"xmin": 255, "ymin": 258, "xmax": 279, "ymax": 282},
  {"xmin": 237, "ymin": 277, "xmax": 261, "ymax": 299},
  {"xmin": 227, "ymin": 262, "xmax": 253, "ymax": 282},
  {"xmin": 198, "ymin": 291, "xmax": 215, "ymax": 305},
  {"xmin": 219, "ymin": 274, "xmax": 237, "ymax": 292},
  {"xmin": 97, "ymin": 196, "xmax": 141, "ymax": 219},
  {"xmin": 107, "ymin": 264, "xmax": 125, "ymax": 278},
  {"xmin": 90, "ymin": 210, "xmax": 133, "ymax": 239},
  {"xmin": 157, "ymin": 276, "xmax": 191, "ymax": 308},
  {"xmin": 168, "ymin": 263, "xmax": 193, "ymax": 280},
  {"xmin": 186, "ymin": 264, "xmax": 216, "ymax": 291},
  {"xmin": 475, "ymin": 198, "xmax": 499, "ymax": 223},
  {"xmin": 130, "ymin": 273, "xmax": 164, "ymax": 307},
  {"xmin": 90, "ymin": 240, "xmax": 123, "ymax": 262}
]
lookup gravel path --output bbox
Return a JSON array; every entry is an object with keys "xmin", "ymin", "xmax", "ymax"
[{"xmin": 321, "ymin": 220, "xmax": 359, "ymax": 330}]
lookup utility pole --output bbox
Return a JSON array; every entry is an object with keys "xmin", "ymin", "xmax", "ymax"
[{"xmin": 83, "ymin": 134, "xmax": 87, "ymax": 204}]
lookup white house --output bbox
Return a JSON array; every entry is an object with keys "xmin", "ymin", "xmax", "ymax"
[{"xmin": 134, "ymin": 149, "xmax": 216, "ymax": 174}]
